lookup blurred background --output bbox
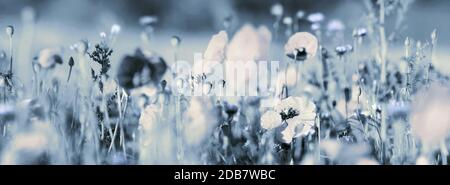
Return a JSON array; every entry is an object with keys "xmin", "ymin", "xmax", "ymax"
[{"xmin": 1, "ymin": 0, "xmax": 449, "ymax": 38}]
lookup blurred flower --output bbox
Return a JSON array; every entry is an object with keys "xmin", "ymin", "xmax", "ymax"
[
  {"xmin": 184, "ymin": 97, "xmax": 216, "ymax": 146},
  {"xmin": 170, "ymin": 36, "xmax": 181, "ymax": 48},
  {"xmin": 355, "ymin": 158, "xmax": 379, "ymax": 165},
  {"xmin": 311, "ymin": 23, "xmax": 321, "ymax": 31},
  {"xmin": 261, "ymin": 110, "xmax": 281, "ymax": 130},
  {"xmin": 296, "ymin": 10, "xmax": 305, "ymax": 19},
  {"xmin": 139, "ymin": 15, "xmax": 158, "ymax": 27},
  {"xmin": 335, "ymin": 45, "xmax": 349, "ymax": 57},
  {"xmin": 307, "ymin": 13, "xmax": 325, "ymax": 23},
  {"xmin": 283, "ymin": 17, "xmax": 293, "ymax": 25},
  {"xmin": 21, "ymin": 6, "xmax": 36, "ymax": 23},
  {"xmin": 5, "ymin": 25, "xmax": 14, "ymax": 37},
  {"xmin": 284, "ymin": 65, "xmax": 298, "ymax": 87},
  {"xmin": 117, "ymin": 49, "xmax": 167, "ymax": 90},
  {"xmin": 387, "ymin": 101, "xmax": 410, "ymax": 118},
  {"xmin": 102, "ymin": 79, "xmax": 119, "ymax": 95},
  {"xmin": 110, "ymin": 24, "xmax": 121, "ymax": 35},
  {"xmin": 71, "ymin": 40, "xmax": 89, "ymax": 55},
  {"xmin": 1, "ymin": 121, "xmax": 61, "ymax": 164},
  {"xmin": 226, "ymin": 24, "xmax": 272, "ymax": 61},
  {"xmin": 284, "ymin": 32, "xmax": 318, "ymax": 61},
  {"xmin": 270, "ymin": 3, "xmax": 283, "ymax": 17},
  {"xmin": 411, "ymin": 84, "xmax": 450, "ymax": 147},
  {"xmin": 37, "ymin": 48, "xmax": 63, "ymax": 69},
  {"xmin": 204, "ymin": 31, "xmax": 228, "ymax": 62},
  {"xmin": 327, "ymin": 19, "xmax": 345, "ymax": 32},
  {"xmin": 0, "ymin": 74, "xmax": 7, "ymax": 87},
  {"xmin": 320, "ymin": 140, "xmax": 341, "ymax": 161}
]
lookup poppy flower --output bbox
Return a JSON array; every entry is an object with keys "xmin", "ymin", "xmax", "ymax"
[
  {"xmin": 284, "ymin": 32, "xmax": 318, "ymax": 61},
  {"xmin": 204, "ymin": 31, "xmax": 228, "ymax": 62},
  {"xmin": 260, "ymin": 96, "xmax": 316, "ymax": 144},
  {"xmin": 117, "ymin": 49, "xmax": 167, "ymax": 90},
  {"xmin": 37, "ymin": 48, "xmax": 63, "ymax": 69},
  {"xmin": 226, "ymin": 24, "xmax": 272, "ymax": 62}
]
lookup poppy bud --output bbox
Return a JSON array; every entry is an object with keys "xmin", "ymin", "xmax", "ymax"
[
  {"xmin": 6, "ymin": 26, "xmax": 14, "ymax": 37},
  {"xmin": 344, "ymin": 87, "xmax": 351, "ymax": 103},
  {"xmin": 68, "ymin": 57, "xmax": 74, "ymax": 67}
]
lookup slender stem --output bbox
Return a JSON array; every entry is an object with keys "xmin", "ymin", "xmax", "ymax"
[
  {"xmin": 9, "ymin": 37, "xmax": 13, "ymax": 74},
  {"xmin": 67, "ymin": 67, "xmax": 73, "ymax": 82},
  {"xmin": 379, "ymin": 0, "xmax": 387, "ymax": 84},
  {"xmin": 176, "ymin": 95, "xmax": 184, "ymax": 162}
]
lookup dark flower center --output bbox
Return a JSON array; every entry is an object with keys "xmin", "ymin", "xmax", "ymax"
[{"xmin": 280, "ymin": 108, "xmax": 299, "ymax": 120}]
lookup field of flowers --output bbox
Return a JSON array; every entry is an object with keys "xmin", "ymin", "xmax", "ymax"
[{"xmin": 1, "ymin": 0, "xmax": 450, "ymax": 165}]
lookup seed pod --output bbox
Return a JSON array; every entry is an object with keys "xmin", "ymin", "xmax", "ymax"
[
  {"xmin": 344, "ymin": 87, "xmax": 351, "ymax": 103},
  {"xmin": 404, "ymin": 37, "xmax": 411, "ymax": 47},
  {"xmin": 431, "ymin": 29, "xmax": 438, "ymax": 42},
  {"xmin": 6, "ymin": 26, "xmax": 14, "ymax": 37},
  {"xmin": 170, "ymin": 36, "xmax": 181, "ymax": 47},
  {"xmin": 160, "ymin": 80, "xmax": 167, "ymax": 90},
  {"xmin": 296, "ymin": 10, "xmax": 305, "ymax": 19}
]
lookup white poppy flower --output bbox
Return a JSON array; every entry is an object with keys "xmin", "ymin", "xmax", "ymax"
[
  {"xmin": 261, "ymin": 96, "xmax": 316, "ymax": 143},
  {"xmin": 284, "ymin": 32, "xmax": 318, "ymax": 60},
  {"xmin": 204, "ymin": 31, "xmax": 228, "ymax": 62},
  {"xmin": 284, "ymin": 65, "xmax": 298, "ymax": 87},
  {"xmin": 257, "ymin": 25, "xmax": 272, "ymax": 60},
  {"xmin": 261, "ymin": 110, "xmax": 282, "ymax": 130},
  {"xmin": 38, "ymin": 48, "xmax": 63, "ymax": 68},
  {"xmin": 281, "ymin": 116, "xmax": 302, "ymax": 143},
  {"xmin": 275, "ymin": 97, "xmax": 316, "ymax": 122}
]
